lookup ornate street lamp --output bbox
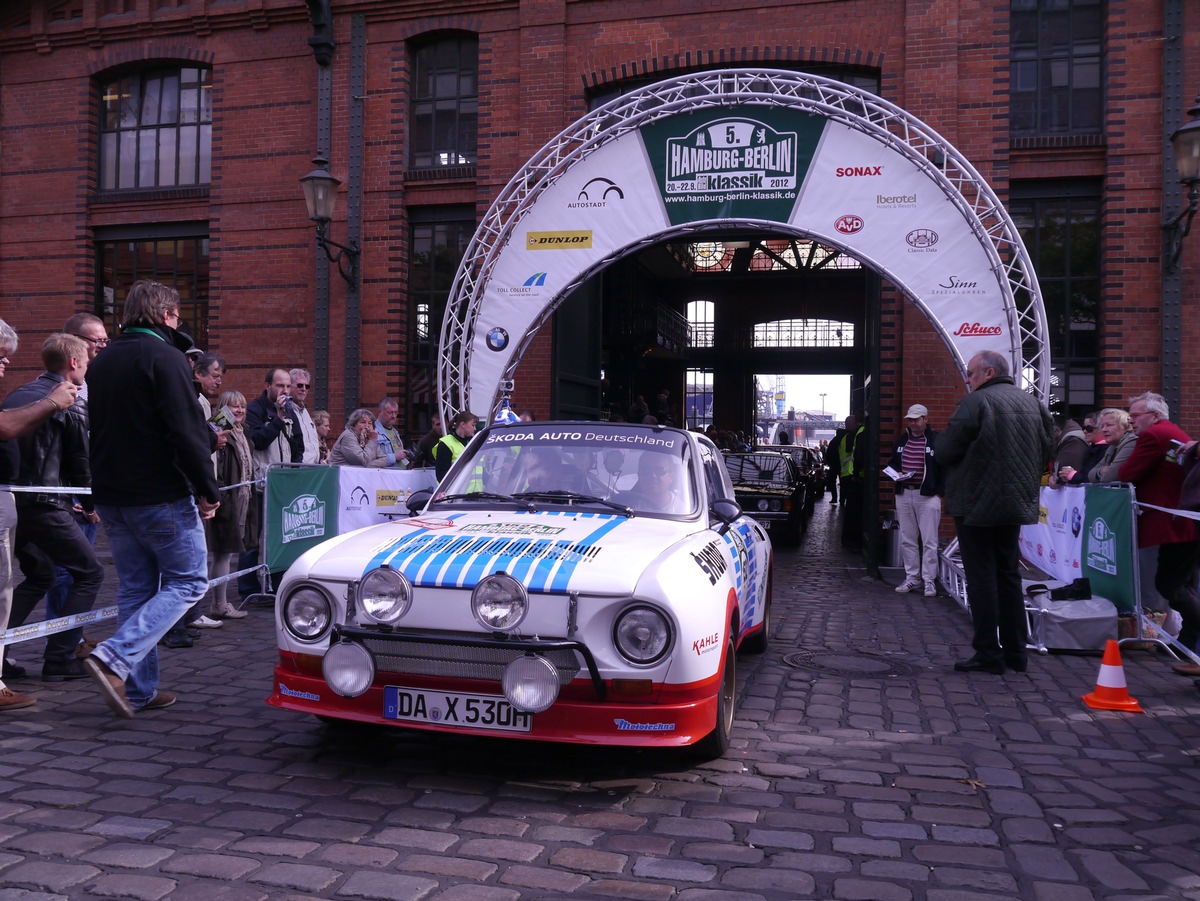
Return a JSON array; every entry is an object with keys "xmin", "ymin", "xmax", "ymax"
[
  {"xmin": 300, "ymin": 156, "xmax": 360, "ymax": 286},
  {"xmin": 1166, "ymin": 96, "xmax": 1200, "ymax": 270}
]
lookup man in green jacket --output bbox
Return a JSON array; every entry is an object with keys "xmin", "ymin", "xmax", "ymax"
[{"xmin": 935, "ymin": 350, "xmax": 1054, "ymax": 675}]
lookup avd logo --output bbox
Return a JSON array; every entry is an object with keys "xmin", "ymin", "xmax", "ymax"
[{"xmin": 835, "ymin": 214, "xmax": 864, "ymax": 235}]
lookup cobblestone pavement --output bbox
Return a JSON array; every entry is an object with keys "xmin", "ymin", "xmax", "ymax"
[{"xmin": 2, "ymin": 501, "xmax": 1199, "ymax": 900}]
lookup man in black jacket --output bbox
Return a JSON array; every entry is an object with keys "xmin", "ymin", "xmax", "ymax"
[
  {"xmin": 1, "ymin": 333, "xmax": 103, "ymax": 682},
  {"xmin": 82, "ymin": 280, "xmax": 221, "ymax": 718}
]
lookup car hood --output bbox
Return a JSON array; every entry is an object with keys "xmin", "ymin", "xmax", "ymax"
[{"xmin": 293, "ymin": 510, "xmax": 699, "ymax": 594}]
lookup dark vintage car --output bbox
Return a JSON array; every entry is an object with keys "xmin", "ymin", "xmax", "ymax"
[
  {"xmin": 722, "ymin": 450, "xmax": 807, "ymax": 544},
  {"xmin": 763, "ymin": 444, "xmax": 828, "ymax": 515}
]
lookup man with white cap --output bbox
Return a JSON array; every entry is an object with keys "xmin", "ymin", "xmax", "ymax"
[{"xmin": 888, "ymin": 403, "xmax": 944, "ymax": 597}]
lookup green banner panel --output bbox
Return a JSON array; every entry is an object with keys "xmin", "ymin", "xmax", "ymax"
[
  {"xmin": 265, "ymin": 465, "xmax": 340, "ymax": 573},
  {"xmin": 1081, "ymin": 485, "xmax": 1137, "ymax": 613}
]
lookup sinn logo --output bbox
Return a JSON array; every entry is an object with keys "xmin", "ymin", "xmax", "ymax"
[
  {"xmin": 835, "ymin": 214, "xmax": 864, "ymax": 235},
  {"xmin": 568, "ymin": 177, "xmax": 625, "ymax": 208},
  {"xmin": 933, "ymin": 275, "xmax": 985, "ymax": 296},
  {"xmin": 836, "ymin": 166, "xmax": 883, "ymax": 177},
  {"xmin": 905, "ymin": 228, "xmax": 939, "ymax": 251},
  {"xmin": 952, "ymin": 322, "xmax": 1003, "ymax": 337}
]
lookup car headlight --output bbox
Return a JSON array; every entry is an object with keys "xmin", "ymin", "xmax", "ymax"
[
  {"xmin": 323, "ymin": 640, "xmax": 375, "ymax": 697},
  {"xmin": 770, "ymin": 499, "xmax": 782, "ymax": 511},
  {"xmin": 356, "ymin": 566, "xmax": 412, "ymax": 624},
  {"xmin": 503, "ymin": 655, "xmax": 559, "ymax": 713},
  {"xmin": 472, "ymin": 572, "xmax": 528, "ymax": 631},
  {"xmin": 756, "ymin": 499, "xmax": 769, "ymax": 512},
  {"xmin": 613, "ymin": 604, "xmax": 671, "ymax": 665},
  {"xmin": 283, "ymin": 584, "xmax": 333, "ymax": 641}
]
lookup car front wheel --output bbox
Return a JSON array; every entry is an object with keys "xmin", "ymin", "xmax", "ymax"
[{"xmin": 694, "ymin": 637, "xmax": 736, "ymax": 758}]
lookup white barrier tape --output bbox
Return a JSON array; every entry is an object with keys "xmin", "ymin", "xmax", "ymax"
[
  {"xmin": 221, "ymin": 478, "xmax": 265, "ymax": 492},
  {"xmin": 208, "ymin": 564, "xmax": 268, "ymax": 588},
  {"xmin": 1, "ymin": 605, "xmax": 118, "ymax": 646},
  {"xmin": 1132, "ymin": 501, "xmax": 1200, "ymax": 522},
  {"xmin": 0, "ymin": 485, "xmax": 91, "ymax": 495}
]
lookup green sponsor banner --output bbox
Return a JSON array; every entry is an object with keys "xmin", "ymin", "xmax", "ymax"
[
  {"xmin": 640, "ymin": 106, "xmax": 826, "ymax": 225},
  {"xmin": 1081, "ymin": 485, "xmax": 1137, "ymax": 612},
  {"xmin": 266, "ymin": 465, "xmax": 340, "ymax": 573}
]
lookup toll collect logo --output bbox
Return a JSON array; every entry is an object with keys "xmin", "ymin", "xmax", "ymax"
[
  {"xmin": 494, "ymin": 271, "xmax": 549, "ymax": 296},
  {"xmin": 664, "ymin": 117, "xmax": 799, "ymax": 194},
  {"xmin": 281, "ymin": 494, "xmax": 326, "ymax": 544},
  {"xmin": 835, "ymin": 214, "xmax": 864, "ymax": 235},
  {"xmin": 527, "ymin": 230, "xmax": 593, "ymax": 249},
  {"xmin": 568, "ymin": 177, "xmax": 624, "ymax": 208},
  {"xmin": 905, "ymin": 228, "xmax": 939, "ymax": 253}
]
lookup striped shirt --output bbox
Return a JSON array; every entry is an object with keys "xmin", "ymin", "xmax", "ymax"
[{"xmin": 901, "ymin": 433, "xmax": 927, "ymax": 481}]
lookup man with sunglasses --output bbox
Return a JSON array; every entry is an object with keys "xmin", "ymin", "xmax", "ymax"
[
  {"xmin": 63, "ymin": 313, "xmax": 108, "ymax": 404},
  {"xmin": 617, "ymin": 451, "xmax": 682, "ymax": 514},
  {"xmin": 289, "ymin": 369, "xmax": 320, "ymax": 465}
]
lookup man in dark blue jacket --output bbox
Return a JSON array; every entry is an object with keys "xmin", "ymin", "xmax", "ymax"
[
  {"xmin": 1, "ymin": 334, "xmax": 103, "ymax": 681},
  {"xmin": 83, "ymin": 280, "xmax": 221, "ymax": 718}
]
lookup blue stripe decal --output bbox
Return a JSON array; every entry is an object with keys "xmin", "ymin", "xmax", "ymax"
[
  {"xmin": 547, "ymin": 515, "xmax": 627, "ymax": 593},
  {"xmin": 361, "ymin": 514, "xmax": 465, "ymax": 577}
]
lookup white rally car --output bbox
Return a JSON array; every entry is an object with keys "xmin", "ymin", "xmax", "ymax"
[{"xmin": 267, "ymin": 421, "xmax": 773, "ymax": 756}]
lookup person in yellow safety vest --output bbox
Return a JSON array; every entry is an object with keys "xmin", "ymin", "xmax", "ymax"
[
  {"xmin": 837, "ymin": 414, "xmax": 861, "ymax": 482},
  {"xmin": 435, "ymin": 411, "xmax": 478, "ymax": 481},
  {"xmin": 837, "ymin": 414, "xmax": 865, "ymax": 552}
]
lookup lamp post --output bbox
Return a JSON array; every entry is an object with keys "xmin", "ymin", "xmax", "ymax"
[
  {"xmin": 300, "ymin": 157, "xmax": 360, "ymax": 286},
  {"xmin": 1166, "ymin": 96, "xmax": 1200, "ymax": 271},
  {"xmin": 819, "ymin": 392, "xmax": 827, "ymax": 418}
]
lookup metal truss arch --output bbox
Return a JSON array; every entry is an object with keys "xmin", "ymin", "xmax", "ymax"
[{"xmin": 439, "ymin": 68, "xmax": 1049, "ymax": 422}]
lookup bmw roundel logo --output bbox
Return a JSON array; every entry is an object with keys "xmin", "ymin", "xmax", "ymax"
[{"xmin": 486, "ymin": 327, "xmax": 509, "ymax": 351}]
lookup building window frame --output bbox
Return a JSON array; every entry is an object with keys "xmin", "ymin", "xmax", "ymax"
[
  {"xmin": 97, "ymin": 65, "xmax": 213, "ymax": 191},
  {"xmin": 410, "ymin": 34, "xmax": 479, "ymax": 170},
  {"xmin": 94, "ymin": 223, "xmax": 210, "ymax": 347},
  {"xmin": 1010, "ymin": 0, "xmax": 1103, "ymax": 137}
]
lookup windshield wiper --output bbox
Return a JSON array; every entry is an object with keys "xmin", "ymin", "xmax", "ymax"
[
  {"xmin": 435, "ymin": 491, "xmax": 536, "ymax": 511},
  {"xmin": 513, "ymin": 490, "xmax": 634, "ymax": 517}
]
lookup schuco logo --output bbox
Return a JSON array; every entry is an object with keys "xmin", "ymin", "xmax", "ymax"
[
  {"xmin": 835, "ymin": 214, "xmax": 864, "ymax": 234},
  {"xmin": 952, "ymin": 322, "xmax": 1003, "ymax": 337}
]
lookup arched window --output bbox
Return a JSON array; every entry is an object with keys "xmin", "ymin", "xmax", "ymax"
[
  {"xmin": 686, "ymin": 300, "xmax": 714, "ymax": 348},
  {"xmin": 98, "ymin": 65, "xmax": 212, "ymax": 190}
]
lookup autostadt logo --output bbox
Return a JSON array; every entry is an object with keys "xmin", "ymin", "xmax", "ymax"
[
  {"xmin": 568, "ymin": 177, "xmax": 625, "ymax": 208},
  {"xmin": 281, "ymin": 494, "xmax": 326, "ymax": 544},
  {"xmin": 835, "ymin": 214, "xmax": 864, "ymax": 235},
  {"xmin": 905, "ymin": 228, "xmax": 938, "ymax": 250},
  {"xmin": 486, "ymin": 327, "xmax": 509, "ymax": 351}
]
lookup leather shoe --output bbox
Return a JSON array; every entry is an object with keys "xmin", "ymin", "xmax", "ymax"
[
  {"xmin": 954, "ymin": 657, "xmax": 1005, "ymax": 674},
  {"xmin": 1170, "ymin": 661, "xmax": 1200, "ymax": 676},
  {"xmin": 160, "ymin": 632, "xmax": 193, "ymax": 649},
  {"xmin": 2, "ymin": 659, "xmax": 26, "ymax": 680},
  {"xmin": 1005, "ymin": 657, "xmax": 1028, "ymax": 673},
  {"xmin": 42, "ymin": 658, "xmax": 89, "ymax": 682}
]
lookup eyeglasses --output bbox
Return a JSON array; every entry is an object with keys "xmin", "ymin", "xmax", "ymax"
[
  {"xmin": 293, "ymin": 383, "xmax": 310, "ymax": 389},
  {"xmin": 650, "ymin": 466, "xmax": 671, "ymax": 477},
  {"xmin": 73, "ymin": 334, "xmax": 109, "ymax": 348},
  {"xmin": 1083, "ymin": 425, "xmax": 1096, "ymax": 433},
  {"xmin": 1129, "ymin": 409, "xmax": 1153, "ymax": 419}
]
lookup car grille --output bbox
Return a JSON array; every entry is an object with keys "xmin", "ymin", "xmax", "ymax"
[{"xmin": 359, "ymin": 631, "xmax": 582, "ymax": 685}]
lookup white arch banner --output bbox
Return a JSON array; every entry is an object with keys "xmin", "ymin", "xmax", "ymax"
[{"xmin": 443, "ymin": 72, "xmax": 1047, "ymax": 420}]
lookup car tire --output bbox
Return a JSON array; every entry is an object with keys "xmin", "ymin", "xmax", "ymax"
[{"xmin": 695, "ymin": 637, "xmax": 736, "ymax": 758}]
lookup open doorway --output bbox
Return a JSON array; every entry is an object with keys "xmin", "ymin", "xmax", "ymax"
[{"xmin": 753, "ymin": 373, "xmax": 851, "ymax": 447}]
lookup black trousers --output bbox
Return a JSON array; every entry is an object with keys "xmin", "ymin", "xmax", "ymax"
[
  {"xmin": 840, "ymin": 477, "xmax": 863, "ymax": 550},
  {"xmin": 10, "ymin": 504, "xmax": 104, "ymax": 663},
  {"xmin": 1155, "ymin": 540, "xmax": 1200, "ymax": 650},
  {"xmin": 955, "ymin": 519, "xmax": 1026, "ymax": 665}
]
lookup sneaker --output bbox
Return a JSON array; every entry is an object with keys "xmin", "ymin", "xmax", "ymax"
[
  {"xmin": 189, "ymin": 615, "xmax": 223, "ymax": 629},
  {"xmin": 160, "ymin": 631, "xmax": 193, "ymax": 649},
  {"xmin": 82, "ymin": 656, "xmax": 133, "ymax": 719},
  {"xmin": 0, "ymin": 687, "xmax": 36, "ymax": 711},
  {"xmin": 895, "ymin": 579, "xmax": 919, "ymax": 593},
  {"xmin": 141, "ymin": 690, "xmax": 177, "ymax": 711},
  {"xmin": 924, "ymin": 581, "xmax": 937, "ymax": 597},
  {"xmin": 42, "ymin": 658, "xmax": 89, "ymax": 682},
  {"xmin": 211, "ymin": 601, "xmax": 248, "ymax": 620}
]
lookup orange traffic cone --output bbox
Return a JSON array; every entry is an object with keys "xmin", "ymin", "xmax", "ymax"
[{"xmin": 1082, "ymin": 640, "xmax": 1143, "ymax": 713}]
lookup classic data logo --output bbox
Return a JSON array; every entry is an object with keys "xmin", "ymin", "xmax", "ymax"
[
  {"xmin": 527, "ymin": 230, "xmax": 593, "ymax": 249},
  {"xmin": 905, "ymin": 228, "xmax": 939, "ymax": 252},
  {"xmin": 281, "ymin": 494, "xmax": 326, "ymax": 544},
  {"xmin": 663, "ymin": 117, "xmax": 798, "ymax": 194}
]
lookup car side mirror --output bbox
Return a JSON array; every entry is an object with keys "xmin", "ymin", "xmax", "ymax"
[
  {"xmin": 406, "ymin": 489, "xmax": 433, "ymax": 515},
  {"xmin": 710, "ymin": 498, "xmax": 741, "ymax": 534}
]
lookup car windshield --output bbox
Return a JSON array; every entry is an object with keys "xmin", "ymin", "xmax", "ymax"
[
  {"xmin": 435, "ymin": 422, "xmax": 699, "ymax": 518},
  {"xmin": 723, "ymin": 452, "xmax": 794, "ymax": 488}
]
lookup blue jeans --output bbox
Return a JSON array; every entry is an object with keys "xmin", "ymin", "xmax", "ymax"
[{"xmin": 91, "ymin": 498, "xmax": 208, "ymax": 709}]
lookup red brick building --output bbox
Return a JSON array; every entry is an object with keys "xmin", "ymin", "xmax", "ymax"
[{"xmin": 1, "ymin": 0, "xmax": 1197, "ymax": 447}]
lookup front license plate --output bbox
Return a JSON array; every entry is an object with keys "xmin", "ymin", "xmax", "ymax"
[{"xmin": 383, "ymin": 686, "xmax": 533, "ymax": 733}]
